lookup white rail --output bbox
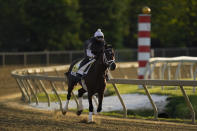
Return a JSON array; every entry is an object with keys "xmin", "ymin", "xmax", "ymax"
[
  {"xmin": 11, "ymin": 65, "xmax": 197, "ymax": 124},
  {"xmin": 144, "ymin": 56, "xmax": 197, "ymax": 92}
]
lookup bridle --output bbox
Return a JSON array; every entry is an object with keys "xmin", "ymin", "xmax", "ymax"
[{"xmin": 103, "ymin": 48, "xmax": 115, "ymax": 67}]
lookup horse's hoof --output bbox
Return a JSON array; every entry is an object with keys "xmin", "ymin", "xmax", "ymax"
[
  {"xmin": 62, "ymin": 110, "xmax": 67, "ymax": 115},
  {"xmin": 77, "ymin": 110, "xmax": 83, "ymax": 116},
  {"xmin": 97, "ymin": 108, "xmax": 102, "ymax": 113},
  {"xmin": 94, "ymin": 111, "xmax": 98, "ymax": 115},
  {"xmin": 87, "ymin": 120, "xmax": 95, "ymax": 124}
]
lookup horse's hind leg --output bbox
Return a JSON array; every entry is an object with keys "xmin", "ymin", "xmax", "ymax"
[
  {"xmin": 62, "ymin": 78, "xmax": 75, "ymax": 115},
  {"xmin": 77, "ymin": 88, "xmax": 86, "ymax": 116}
]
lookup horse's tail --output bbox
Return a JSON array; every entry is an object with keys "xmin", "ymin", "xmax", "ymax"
[{"xmin": 64, "ymin": 72, "xmax": 69, "ymax": 77}]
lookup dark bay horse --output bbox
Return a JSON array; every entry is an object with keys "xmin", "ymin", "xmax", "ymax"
[{"xmin": 62, "ymin": 45, "xmax": 116, "ymax": 122}]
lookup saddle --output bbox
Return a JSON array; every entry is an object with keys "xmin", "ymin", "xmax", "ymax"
[{"xmin": 70, "ymin": 58, "xmax": 96, "ymax": 77}]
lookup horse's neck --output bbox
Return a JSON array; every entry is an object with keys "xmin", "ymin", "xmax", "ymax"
[
  {"xmin": 96, "ymin": 60, "xmax": 106, "ymax": 73},
  {"xmin": 90, "ymin": 55, "xmax": 106, "ymax": 76}
]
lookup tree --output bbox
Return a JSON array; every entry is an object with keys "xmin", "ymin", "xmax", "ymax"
[
  {"xmin": 0, "ymin": 0, "xmax": 82, "ymax": 51},
  {"xmin": 79, "ymin": 0, "xmax": 130, "ymax": 48},
  {"xmin": 125, "ymin": 0, "xmax": 197, "ymax": 48},
  {"xmin": 151, "ymin": 0, "xmax": 197, "ymax": 48},
  {"xmin": 23, "ymin": 0, "xmax": 82, "ymax": 51},
  {"xmin": 0, "ymin": 0, "xmax": 197, "ymax": 51},
  {"xmin": 0, "ymin": 0, "xmax": 28, "ymax": 51}
]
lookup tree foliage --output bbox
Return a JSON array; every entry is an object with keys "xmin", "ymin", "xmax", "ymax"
[
  {"xmin": 151, "ymin": 0, "xmax": 197, "ymax": 47},
  {"xmin": 0, "ymin": 0, "xmax": 82, "ymax": 51},
  {"xmin": 0, "ymin": 0, "xmax": 197, "ymax": 51},
  {"xmin": 79, "ymin": 0, "xmax": 130, "ymax": 48}
]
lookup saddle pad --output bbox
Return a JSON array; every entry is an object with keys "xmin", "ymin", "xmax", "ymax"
[
  {"xmin": 71, "ymin": 60, "xmax": 83, "ymax": 76},
  {"xmin": 71, "ymin": 59, "xmax": 96, "ymax": 76}
]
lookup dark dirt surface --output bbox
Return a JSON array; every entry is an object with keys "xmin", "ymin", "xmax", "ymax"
[
  {"xmin": 0, "ymin": 66, "xmax": 197, "ymax": 131},
  {"xmin": 1, "ymin": 98, "xmax": 197, "ymax": 131}
]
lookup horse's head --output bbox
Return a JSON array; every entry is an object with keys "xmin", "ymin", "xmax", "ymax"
[{"xmin": 103, "ymin": 45, "xmax": 116, "ymax": 71}]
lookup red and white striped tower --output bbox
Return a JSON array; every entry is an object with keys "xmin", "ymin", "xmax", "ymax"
[{"xmin": 138, "ymin": 7, "xmax": 151, "ymax": 83}]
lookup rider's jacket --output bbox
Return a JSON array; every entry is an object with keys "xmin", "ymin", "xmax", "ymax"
[{"xmin": 84, "ymin": 37, "xmax": 106, "ymax": 59}]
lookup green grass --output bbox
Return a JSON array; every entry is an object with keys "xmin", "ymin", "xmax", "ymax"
[
  {"xmin": 102, "ymin": 109, "xmax": 154, "ymax": 118},
  {"xmin": 106, "ymin": 84, "xmax": 197, "ymax": 96},
  {"xmin": 67, "ymin": 108, "xmax": 196, "ymax": 124},
  {"xmin": 106, "ymin": 84, "xmax": 197, "ymax": 120},
  {"xmin": 33, "ymin": 85, "xmax": 82, "ymax": 102},
  {"xmin": 33, "ymin": 83, "xmax": 197, "ymax": 102},
  {"xmin": 35, "ymin": 93, "xmax": 67, "ymax": 102},
  {"xmin": 32, "ymin": 83, "xmax": 197, "ymax": 122}
]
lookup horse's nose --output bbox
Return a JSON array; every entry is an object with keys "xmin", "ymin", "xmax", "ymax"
[{"xmin": 110, "ymin": 63, "xmax": 116, "ymax": 71}]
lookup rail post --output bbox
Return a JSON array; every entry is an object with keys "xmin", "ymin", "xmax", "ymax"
[
  {"xmin": 15, "ymin": 78, "xmax": 28, "ymax": 101},
  {"xmin": 50, "ymin": 81, "xmax": 63, "ymax": 112},
  {"xmin": 167, "ymin": 63, "xmax": 171, "ymax": 80},
  {"xmin": 27, "ymin": 70, "xmax": 41, "ymax": 94},
  {"xmin": 142, "ymin": 84, "xmax": 158, "ymax": 120},
  {"xmin": 161, "ymin": 62, "xmax": 167, "ymax": 90},
  {"xmin": 38, "ymin": 79, "xmax": 50, "ymax": 107},
  {"xmin": 46, "ymin": 51, "xmax": 50, "ymax": 65},
  {"xmin": 2, "ymin": 53, "xmax": 5, "ymax": 66},
  {"xmin": 180, "ymin": 85, "xmax": 195, "ymax": 124},
  {"xmin": 21, "ymin": 79, "xmax": 31, "ymax": 103},
  {"xmin": 112, "ymin": 83, "xmax": 127, "ymax": 118},
  {"xmin": 108, "ymin": 71, "xmax": 127, "ymax": 118},
  {"xmin": 26, "ymin": 79, "xmax": 39, "ymax": 105}
]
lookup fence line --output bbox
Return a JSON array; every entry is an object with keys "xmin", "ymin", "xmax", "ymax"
[
  {"xmin": 0, "ymin": 49, "xmax": 138, "ymax": 66},
  {"xmin": 2, "ymin": 47, "xmax": 197, "ymax": 66},
  {"xmin": 11, "ymin": 65, "xmax": 197, "ymax": 124},
  {"xmin": 143, "ymin": 56, "xmax": 197, "ymax": 92}
]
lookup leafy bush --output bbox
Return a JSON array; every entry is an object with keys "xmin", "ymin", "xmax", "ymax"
[{"xmin": 165, "ymin": 95, "xmax": 197, "ymax": 119}]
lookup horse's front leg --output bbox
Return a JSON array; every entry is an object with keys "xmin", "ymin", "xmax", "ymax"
[
  {"xmin": 62, "ymin": 80, "xmax": 75, "ymax": 115},
  {"xmin": 97, "ymin": 92, "xmax": 104, "ymax": 113},
  {"xmin": 88, "ymin": 94, "xmax": 94, "ymax": 122},
  {"xmin": 77, "ymin": 88, "xmax": 86, "ymax": 116}
]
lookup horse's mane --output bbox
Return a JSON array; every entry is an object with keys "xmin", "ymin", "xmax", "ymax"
[{"xmin": 86, "ymin": 48, "xmax": 107, "ymax": 76}]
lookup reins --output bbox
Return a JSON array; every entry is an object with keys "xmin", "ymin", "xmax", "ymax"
[{"xmin": 103, "ymin": 49, "xmax": 115, "ymax": 67}]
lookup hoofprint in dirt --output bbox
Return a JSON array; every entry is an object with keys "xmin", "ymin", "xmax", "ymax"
[{"xmin": 0, "ymin": 95, "xmax": 197, "ymax": 131}]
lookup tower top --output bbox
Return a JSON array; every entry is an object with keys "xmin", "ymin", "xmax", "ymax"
[{"xmin": 142, "ymin": 6, "xmax": 151, "ymax": 14}]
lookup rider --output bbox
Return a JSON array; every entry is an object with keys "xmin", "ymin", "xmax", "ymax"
[
  {"xmin": 85, "ymin": 28, "xmax": 106, "ymax": 59},
  {"xmin": 74, "ymin": 29, "xmax": 106, "ymax": 81}
]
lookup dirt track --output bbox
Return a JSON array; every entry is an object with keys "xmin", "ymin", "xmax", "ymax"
[
  {"xmin": 1, "ymin": 66, "xmax": 197, "ymax": 131},
  {"xmin": 1, "ymin": 96, "xmax": 197, "ymax": 131}
]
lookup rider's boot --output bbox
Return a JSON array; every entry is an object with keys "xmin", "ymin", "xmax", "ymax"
[
  {"xmin": 74, "ymin": 57, "xmax": 89, "ymax": 83},
  {"xmin": 75, "ymin": 73, "xmax": 82, "ymax": 83}
]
